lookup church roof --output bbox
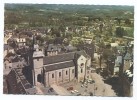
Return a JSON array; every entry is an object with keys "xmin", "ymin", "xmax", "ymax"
[
  {"xmin": 43, "ymin": 50, "xmax": 89, "ymax": 65},
  {"xmin": 44, "ymin": 60, "xmax": 75, "ymax": 72},
  {"xmin": 43, "ymin": 52, "xmax": 75, "ymax": 65}
]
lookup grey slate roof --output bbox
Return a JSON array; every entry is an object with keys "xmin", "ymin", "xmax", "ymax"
[
  {"xmin": 64, "ymin": 45, "xmax": 77, "ymax": 52},
  {"xmin": 33, "ymin": 51, "xmax": 44, "ymax": 58},
  {"xmin": 124, "ymin": 52, "xmax": 132, "ymax": 60},
  {"xmin": 47, "ymin": 44, "xmax": 58, "ymax": 51},
  {"xmin": 43, "ymin": 50, "xmax": 89, "ymax": 65},
  {"xmin": 45, "ymin": 60, "xmax": 75, "ymax": 72},
  {"xmin": 43, "ymin": 52, "xmax": 75, "ymax": 65},
  {"xmin": 76, "ymin": 50, "xmax": 89, "ymax": 58},
  {"xmin": 4, "ymin": 44, "xmax": 14, "ymax": 51}
]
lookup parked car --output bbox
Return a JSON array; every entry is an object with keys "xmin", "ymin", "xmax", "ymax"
[
  {"xmin": 81, "ymin": 84, "xmax": 84, "ymax": 87},
  {"xmin": 67, "ymin": 87, "xmax": 73, "ymax": 91},
  {"xmin": 84, "ymin": 83, "xmax": 88, "ymax": 87},
  {"xmin": 48, "ymin": 87, "xmax": 54, "ymax": 93},
  {"xmin": 71, "ymin": 90, "xmax": 75, "ymax": 94},
  {"xmin": 74, "ymin": 90, "xmax": 79, "ymax": 93}
]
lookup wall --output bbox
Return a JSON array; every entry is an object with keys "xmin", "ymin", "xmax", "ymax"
[
  {"xmin": 44, "ymin": 66, "xmax": 75, "ymax": 87},
  {"xmin": 77, "ymin": 55, "xmax": 87, "ymax": 82},
  {"xmin": 33, "ymin": 57, "xmax": 43, "ymax": 69},
  {"xmin": 33, "ymin": 57, "xmax": 43, "ymax": 85},
  {"xmin": 123, "ymin": 60, "xmax": 131, "ymax": 72}
]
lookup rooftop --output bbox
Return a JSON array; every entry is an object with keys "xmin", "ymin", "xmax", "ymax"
[
  {"xmin": 44, "ymin": 60, "xmax": 75, "ymax": 72},
  {"xmin": 33, "ymin": 51, "xmax": 44, "ymax": 58}
]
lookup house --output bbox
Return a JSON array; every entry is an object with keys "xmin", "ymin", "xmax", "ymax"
[
  {"xmin": 123, "ymin": 52, "xmax": 132, "ymax": 72},
  {"xmin": 45, "ymin": 44, "xmax": 62, "ymax": 56},
  {"xmin": 106, "ymin": 56, "xmax": 115, "ymax": 75},
  {"xmin": 12, "ymin": 35, "xmax": 27, "ymax": 47},
  {"xmin": 4, "ymin": 44, "xmax": 15, "ymax": 57},
  {"xmin": 77, "ymin": 43, "xmax": 95, "ymax": 59},
  {"xmin": 111, "ymin": 43, "xmax": 118, "ymax": 47},
  {"xmin": 4, "ymin": 33, "xmax": 13, "ymax": 44},
  {"xmin": 122, "ymin": 63, "xmax": 133, "ymax": 96},
  {"xmin": 6, "ymin": 68, "xmax": 37, "ymax": 94},
  {"xmin": 4, "ymin": 55, "xmax": 22, "ymax": 72},
  {"xmin": 64, "ymin": 44, "xmax": 77, "ymax": 52},
  {"xmin": 114, "ymin": 55, "xmax": 122, "ymax": 75},
  {"xmin": 16, "ymin": 37, "xmax": 26, "ymax": 47},
  {"xmin": 118, "ymin": 52, "xmax": 133, "ymax": 96},
  {"xmin": 31, "ymin": 48, "xmax": 91, "ymax": 87},
  {"xmin": 84, "ymin": 38, "xmax": 93, "ymax": 44}
]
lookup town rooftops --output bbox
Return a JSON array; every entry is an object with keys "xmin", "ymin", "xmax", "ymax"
[
  {"xmin": 4, "ymin": 44, "xmax": 14, "ymax": 51},
  {"xmin": 124, "ymin": 52, "xmax": 132, "ymax": 60},
  {"xmin": 47, "ymin": 44, "xmax": 59, "ymax": 51},
  {"xmin": 115, "ymin": 56, "xmax": 122, "ymax": 66},
  {"xmin": 64, "ymin": 45, "xmax": 77, "ymax": 52}
]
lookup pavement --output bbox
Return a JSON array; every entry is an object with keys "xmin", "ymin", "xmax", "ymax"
[
  {"xmin": 51, "ymin": 84, "xmax": 71, "ymax": 96},
  {"xmin": 90, "ymin": 73, "xmax": 116, "ymax": 97}
]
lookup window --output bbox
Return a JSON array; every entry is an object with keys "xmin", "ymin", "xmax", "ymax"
[
  {"xmin": 52, "ymin": 74, "xmax": 54, "ymax": 78},
  {"xmin": 87, "ymin": 71, "xmax": 89, "ymax": 74},
  {"xmin": 81, "ymin": 69, "xmax": 83, "ymax": 73},
  {"xmin": 81, "ymin": 63, "xmax": 84, "ymax": 66},
  {"xmin": 37, "ymin": 58, "xmax": 39, "ymax": 61},
  {"xmin": 72, "ymin": 69, "xmax": 74, "ymax": 73},
  {"xmin": 59, "ymin": 72, "xmax": 61, "ymax": 77},
  {"xmin": 66, "ymin": 71, "xmax": 68, "ymax": 75}
]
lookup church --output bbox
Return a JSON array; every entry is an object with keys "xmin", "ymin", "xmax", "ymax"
[{"xmin": 31, "ymin": 46, "xmax": 91, "ymax": 87}]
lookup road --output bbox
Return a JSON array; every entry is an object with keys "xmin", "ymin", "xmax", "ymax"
[{"xmin": 91, "ymin": 73, "xmax": 116, "ymax": 96}]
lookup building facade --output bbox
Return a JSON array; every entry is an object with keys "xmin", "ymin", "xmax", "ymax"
[{"xmin": 32, "ymin": 49, "xmax": 91, "ymax": 87}]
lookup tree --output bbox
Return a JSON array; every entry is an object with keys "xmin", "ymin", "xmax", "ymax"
[
  {"xmin": 103, "ymin": 49, "xmax": 112, "ymax": 60},
  {"xmin": 125, "ymin": 19, "xmax": 131, "ymax": 25},
  {"xmin": 99, "ymin": 24, "xmax": 103, "ymax": 33},
  {"xmin": 26, "ymin": 38, "xmax": 33, "ymax": 46},
  {"xmin": 115, "ymin": 27, "xmax": 125, "ymax": 37}
]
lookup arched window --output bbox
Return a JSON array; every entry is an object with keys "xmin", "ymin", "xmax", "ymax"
[
  {"xmin": 72, "ymin": 69, "xmax": 74, "ymax": 73},
  {"xmin": 59, "ymin": 72, "xmax": 61, "ymax": 77},
  {"xmin": 52, "ymin": 73, "xmax": 54, "ymax": 78},
  {"xmin": 37, "ymin": 74, "xmax": 42, "ymax": 83},
  {"xmin": 81, "ymin": 69, "xmax": 83, "ymax": 73}
]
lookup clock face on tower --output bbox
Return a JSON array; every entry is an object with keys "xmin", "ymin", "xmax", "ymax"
[{"xmin": 80, "ymin": 63, "xmax": 84, "ymax": 68}]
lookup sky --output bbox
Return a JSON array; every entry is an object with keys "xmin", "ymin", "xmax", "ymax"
[{"xmin": 0, "ymin": 0, "xmax": 136, "ymax": 100}]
